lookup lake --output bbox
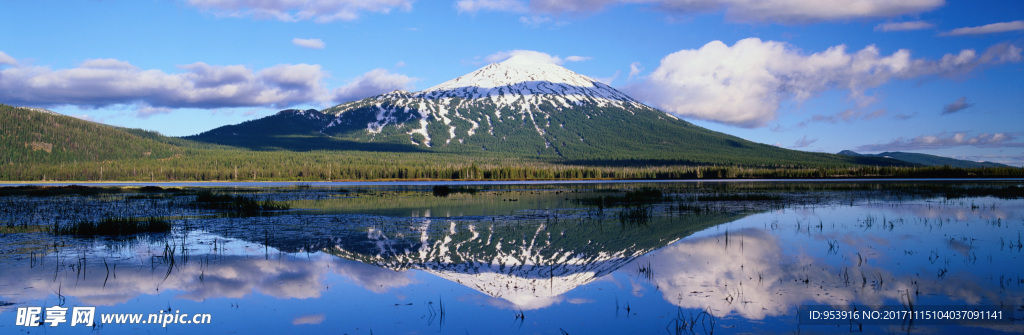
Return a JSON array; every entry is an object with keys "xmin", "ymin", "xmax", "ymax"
[{"xmin": 0, "ymin": 180, "xmax": 1022, "ymax": 334}]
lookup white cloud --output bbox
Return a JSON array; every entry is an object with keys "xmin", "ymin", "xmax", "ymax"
[
  {"xmin": 0, "ymin": 51, "xmax": 16, "ymax": 66},
  {"xmin": 856, "ymin": 132, "xmax": 1024, "ymax": 152},
  {"xmin": 456, "ymin": 0, "xmax": 527, "ymax": 13},
  {"xmin": 0, "ymin": 51, "xmax": 424, "ymax": 111},
  {"xmin": 185, "ymin": 0, "xmax": 413, "ymax": 22},
  {"xmin": 874, "ymin": 20, "xmax": 934, "ymax": 32},
  {"xmin": 135, "ymin": 105, "xmax": 173, "ymax": 119},
  {"xmin": 292, "ymin": 38, "xmax": 326, "ymax": 49},
  {"xmin": 705, "ymin": 0, "xmax": 945, "ymax": 23},
  {"xmin": 528, "ymin": 0, "xmax": 617, "ymax": 14},
  {"xmin": 956, "ymin": 154, "xmax": 1024, "ymax": 167},
  {"xmin": 593, "ymin": 70, "xmax": 619, "ymax": 85},
  {"xmin": 0, "ymin": 51, "xmax": 329, "ymax": 110},
  {"xmin": 519, "ymin": 15, "xmax": 553, "ymax": 27},
  {"xmin": 627, "ymin": 61, "xmax": 643, "ymax": 81},
  {"xmin": 72, "ymin": 114, "xmax": 99, "ymax": 122},
  {"xmin": 796, "ymin": 109, "xmax": 886, "ymax": 127},
  {"xmin": 944, "ymin": 20, "xmax": 1024, "ymax": 36},
  {"xmin": 791, "ymin": 135, "xmax": 817, "ymax": 148},
  {"xmin": 941, "ymin": 96, "xmax": 972, "ymax": 115},
  {"xmin": 333, "ymin": 68, "xmax": 417, "ymax": 103},
  {"xmin": 483, "ymin": 50, "xmax": 590, "ymax": 65},
  {"xmin": 628, "ymin": 38, "xmax": 1022, "ymax": 127},
  {"xmin": 291, "ymin": 314, "xmax": 326, "ymax": 325},
  {"xmin": 485, "ymin": 50, "xmax": 561, "ymax": 64},
  {"xmin": 456, "ymin": 0, "xmax": 943, "ymax": 23}
]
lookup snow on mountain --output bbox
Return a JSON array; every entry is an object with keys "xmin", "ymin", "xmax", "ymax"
[
  {"xmin": 420, "ymin": 55, "xmax": 640, "ymax": 108},
  {"xmin": 327, "ymin": 219, "xmax": 648, "ymax": 310},
  {"xmin": 320, "ymin": 56, "xmax": 661, "ymax": 148}
]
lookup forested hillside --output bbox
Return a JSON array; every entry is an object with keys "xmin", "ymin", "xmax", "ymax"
[
  {"xmin": 3, "ymin": 104, "xmax": 1022, "ymax": 182},
  {"xmin": 1, "ymin": 104, "xmax": 182, "ymax": 165}
]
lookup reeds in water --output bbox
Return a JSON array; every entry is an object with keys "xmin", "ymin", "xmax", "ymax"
[{"xmin": 56, "ymin": 217, "xmax": 171, "ymax": 236}]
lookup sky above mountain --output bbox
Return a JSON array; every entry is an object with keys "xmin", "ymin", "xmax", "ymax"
[{"xmin": 1, "ymin": 1, "xmax": 1022, "ymax": 165}]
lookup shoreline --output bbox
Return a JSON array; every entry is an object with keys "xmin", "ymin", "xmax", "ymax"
[{"xmin": 2, "ymin": 177, "xmax": 1022, "ymax": 188}]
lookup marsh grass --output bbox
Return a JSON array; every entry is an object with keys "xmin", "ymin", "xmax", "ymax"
[
  {"xmin": 666, "ymin": 307, "xmax": 717, "ymax": 335},
  {"xmin": 431, "ymin": 185, "xmax": 479, "ymax": 197},
  {"xmin": 56, "ymin": 217, "xmax": 171, "ymax": 236},
  {"xmin": 579, "ymin": 187, "xmax": 664, "ymax": 207},
  {"xmin": 0, "ymin": 185, "xmax": 186, "ymax": 197},
  {"xmin": 941, "ymin": 185, "xmax": 1024, "ymax": 200},
  {"xmin": 191, "ymin": 190, "xmax": 289, "ymax": 215},
  {"xmin": 618, "ymin": 204, "xmax": 652, "ymax": 226},
  {"xmin": 0, "ymin": 185, "xmax": 119, "ymax": 197},
  {"xmin": 694, "ymin": 193, "xmax": 782, "ymax": 202}
]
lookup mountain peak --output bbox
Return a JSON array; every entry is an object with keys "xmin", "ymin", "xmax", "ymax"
[
  {"xmin": 424, "ymin": 57, "xmax": 595, "ymax": 91},
  {"xmin": 420, "ymin": 58, "xmax": 637, "ymax": 106}
]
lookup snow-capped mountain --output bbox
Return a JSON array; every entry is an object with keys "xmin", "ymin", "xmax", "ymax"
[
  {"xmin": 188, "ymin": 56, "xmax": 858, "ymax": 164},
  {"xmin": 318, "ymin": 55, "xmax": 673, "ymax": 154}
]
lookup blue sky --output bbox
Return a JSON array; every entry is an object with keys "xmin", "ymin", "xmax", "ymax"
[{"xmin": 1, "ymin": 0, "xmax": 1022, "ymax": 165}]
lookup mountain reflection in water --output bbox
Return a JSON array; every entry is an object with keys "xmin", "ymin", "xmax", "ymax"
[{"xmin": 1, "ymin": 182, "xmax": 1022, "ymax": 334}]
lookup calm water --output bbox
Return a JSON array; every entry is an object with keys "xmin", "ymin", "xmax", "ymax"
[{"xmin": 0, "ymin": 181, "xmax": 1022, "ymax": 334}]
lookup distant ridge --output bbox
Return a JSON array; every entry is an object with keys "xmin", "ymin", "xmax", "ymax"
[{"xmin": 838, "ymin": 150, "xmax": 1009, "ymax": 168}]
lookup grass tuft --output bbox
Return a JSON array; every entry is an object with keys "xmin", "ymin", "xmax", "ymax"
[
  {"xmin": 56, "ymin": 217, "xmax": 172, "ymax": 236},
  {"xmin": 191, "ymin": 190, "xmax": 289, "ymax": 215},
  {"xmin": 432, "ymin": 185, "xmax": 478, "ymax": 197}
]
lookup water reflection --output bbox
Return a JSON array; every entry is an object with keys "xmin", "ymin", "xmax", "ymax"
[
  {"xmin": 264, "ymin": 212, "xmax": 746, "ymax": 310},
  {"xmin": 0, "ymin": 249, "xmax": 414, "ymax": 308},
  {"xmin": 1, "ymin": 182, "xmax": 1022, "ymax": 334},
  {"xmin": 635, "ymin": 198, "xmax": 1024, "ymax": 333},
  {"xmin": 644, "ymin": 229, "xmax": 1018, "ymax": 318}
]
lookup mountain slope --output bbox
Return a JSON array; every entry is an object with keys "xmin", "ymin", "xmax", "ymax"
[
  {"xmin": 0, "ymin": 104, "xmax": 182, "ymax": 165},
  {"xmin": 192, "ymin": 57, "xmax": 897, "ymax": 167},
  {"xmin": 185, "ymin": 109, "xmax": 426, "ymax": 152},
  {"xmin": 838, "ymin": 150, "xmax": 1008, "ymax": 168}
]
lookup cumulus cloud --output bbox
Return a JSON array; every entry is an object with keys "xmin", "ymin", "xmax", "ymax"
[
  {"xmin": 0, "ymin": 54, "xmax": 328, "ymax": 110},
  {"xmin": 627, "ymin": 38, "xmax": 1022, "ymax": 127},
  {"xmin": 483, "ymin": 50, "xmax": 590, "ymax": 65},
  {"xmin": 293, "ymin": 38, "xmax": 326, "ymax": 49},
  {"xmin": 874, "ymin": 20, "xmax": 935, "ymax": 32},
  {"xmin": 941, "ymin": 96, "xmax": 972, "ymax": 115},
  {"xmin": 185, "ymin": 0, "xmax": 413, "ymax": 22},
  {"xmin": 0, "ymin": 51, "xmax": 415, "ymax": 113},
  {"xmin": 455, "ymin": 0, "xmax": 943, "ymax": 23},
  {"xmin": 333, "ymin": 68, "xmax": 417, "ymax": 103},
  {"xmin": 944, "ymin": 20, "xmax": 1024, "ymax": 36},
  {"xmin": 855, "ymin": 132, "xmax": 1024, "ymax": 152}
]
